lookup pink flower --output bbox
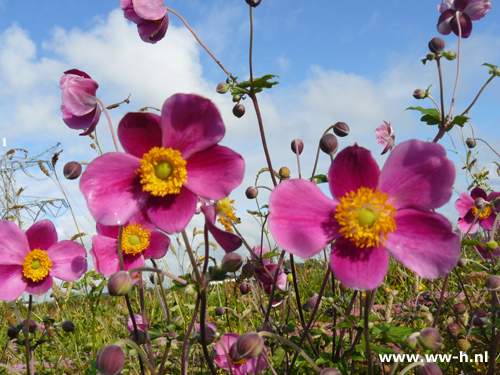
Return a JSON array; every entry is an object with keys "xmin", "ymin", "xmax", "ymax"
[
  {"xmin": 121, "ymin": 0, "xmax": 169, "ymax": 44},
  {"xmin": 80, "ymin": 94, "xmax": 245, "ymax": 234},
  {"xmin": 126, "ymin": 314, "xmax": 150, "ymax": 332},
  {"xmin": 475, "ymin": 239, "xmax": 500, "ymax": 262},
  {"xmin": 90, "ymin": 208, "xmax": 170, "ymax": 277},
  {"xmin": 375, "ymin": 121, "xmax": 395, "ymax": 155},
  {"xmin": 268, "ymin": 140, "xmax": 460, "ymax": 290},
  {"xmin": 214, "ymin": 333, "xmax": 267, "ymax": 375},
  {"xmin": 0, "ymin": 219, "xmax": 87, "ymax": 301},
  {"xmin": 455, "ymin": 187, "xmax": 499, "ymax": 233},
  {"xmin": 59, "ymin": 69, "xmax": 101, "ymax": 136},
  {"xmin": 437, "ymin": 0, "xmax": 492, "ymax": 38},
  {"xmin": 251, "ymin": 246, "xmax": 287, "ymax": 306}
]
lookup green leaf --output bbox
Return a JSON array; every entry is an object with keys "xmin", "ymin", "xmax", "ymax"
[
  {"xmin": 407, "ymin": 106, "xmax": 441, "ymax": 125},
  {"xmin": 420, "ymin": 114, "xmax": 440, "ymax": 125},
  {"xmin": 272, "ymin": 346, "xmax": 287, "ymax": 368},
  {"xmin": 249, "ymin": 74, "xmax": 279, "ymax": 93},
  {"xmin": 262, "ymin": 251, "xmax": 279, "ymax": 258},
  {"xmin": 452, "ymin": 115, "xmax": 469, "ymax": 127},
  {"xmin": 483, "ymin": 63, "xmax": 498, "ymax": 70},
  {"xmin": 312, "ymin": 174, "xmax": 328, "ymax": 184},
  {"xmin": 462, "ymin": 239, "xmax": 483, "ymax": 247}
]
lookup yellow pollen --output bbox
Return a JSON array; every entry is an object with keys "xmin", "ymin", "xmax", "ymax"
[
  {"xmin": 121, "ymin": 223, "xmax": 151, "ymax": 256},
  {"xmin": 471, "ymin": 205, "xmax": 491, "ymax": 220},
  {"xmin": 232, "ymin": 358, "xmax": 248, "ymax": 365},
  {"xmin": 136, "ymin": 147, "xmax": 187, "ymax": 196},
  {"xmin": 335, "ymin": 187, "xmax": 397, "ymax": 248},
  {"xmin": 22, "ymin": 249, "xmax": 52, "ymax": 282},
  {"xmin": 216, "ymin": 198, "xmax": 238, "ymax": 232}
]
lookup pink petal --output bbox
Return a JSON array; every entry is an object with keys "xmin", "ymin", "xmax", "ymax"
[
  {"xmin": 269, "ymin": 179, "xmax": 339, "ymax": 258},
  {"xmin": 465, "ymin": 0, "xmax": 492, "ymax": 20},
  {"xmin": 62, "ymin": 69, "xmax": 92, "ymax": 80},
  {"xmin": 123, "ymin": 252, "xmax": 146, "ymax": 271},
  {"xmin": 142, "ymin": 230, "xmax": 170, "ymax": 259},
  {"xmin": 0, "ymin": 220, "xmax": 30, "ymax": 265},
  {"xmin": 215, "ymin": 333, "xmax": 239, "ymax": 360},
  {"xmin": 330, "ymin": 239, "xmax": 388, "ymax": 290},
  {"xmin": 457, "ymin": 215, "xmax": 479, "ymax": 233},
  {"xmin": 78, "ymin": 106, "xmax": 101, "ymax": 136},
  {"xmin": 246, "ymin": 354, "xmax": 268, "ymax": 374},
  {"xmin": 80, "ymin": 152, "xmax": 149, "ymax": 226},
  {"xmin": 161, "ymin": 94, "xmax": 226, "ymax": 159},
  {"xmin": 185, "ymin": 145, "xmax": 245, "ymax": 200},
  {"xmin": 46, "ymin": 241, "xmax": 87, "ymax": 281},
  {"xmin": 450, "ymin": 12, "xmax": 473, "ymax": 38},
  {"xmin": 0, "ymin": 265, "xmax": 26, "ymax": 301},
  {"xmin": 25, "ymin": 275, "xmax": 53, "ymax": 296},
  {"xmin": 470, "ymin": 187, "xmax": 487, "ymax": 200},
  {"xmin": 26, "ymin": 219, "xmax": 58, "ymax": 251},
  {"xmin": 204, "ymin": 215, "xmax": 242, "ymax": 253},
  {"xmin": 137, "ymin": 15, "xmax": 169, "ymax": 44},
  {"xmin": 118, "ymin": 112, "xmax": 162, "ymax": 159},
  {"xmin": 132, "ymin": 0, "xmax": 166, "ymax": 20},
  {"xmin": 96, "ymin": 222, "xmax": 120, "ymax": 238},
  {"xmin": 146, "ymin": 187, "xmax": 198, "ymax": 234},
  {"xmin": 251, "ymin": 245, "xmax": 270, "ymax": 265},
  {"xmin": 328, "ymin": 144, "xmax": 380, "ymax": 199},
  {"xmin": 121, "ymin": 0, "xmax": 144, "ymax": 24},
  {"xmin": 438, "ymin": 0, "xmax": 454, "ymax": 13},
  {"xmin": 455, "ymin": 192, "xmax": 473, "ymax": 217},
  {"xmin": 90, "ymin": 235, "xmax": 120, "ymax": 277},
  {"xmin": 62, "ymin": 104, "xmax": 101, "ymax": 133},
  {"xmin": 385, "ymin": 209, "xmax": 460, "ymax": 279},
  {"xmin": 379, "ymin": 140, "xmax": 455, "ymax": 211},
  {"xmin": 437, "ymin": 10, "xmax": 454, "ymax": 35},
  {"xmin": 60, "ymin": 76, "xmax": 99, "ymax": 116}
]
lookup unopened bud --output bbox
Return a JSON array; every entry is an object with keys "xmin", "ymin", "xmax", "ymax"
[
  {"xmin": 197, "ymin": 326, "xmax": 216, "ymax": 345},
  {"xmin": 63, "ymin": 162, "xmax": 82, "ymax": 180},
  {"xmin": 474, "ymin": 197, "xmax": 487, "ymax": 210},
  {"xmin": 486, "ymin": 276, "xmax": 500, "ymax": 292},
  {"xmin": 457, "ymin": 339, "xmax": 470, "ymax": 351},
  {"xmin": 446, "ymin": 323, "xmax": 460, "ymax": 336},
  {"xmin": 240, "ymin": 283, "xmax": 250, "ymax": 295},
  {"xmin": 472, "ymin": 309, "xmax": 488, "ymax": 326},
  {"xmin": 405, "ymin": 333, "xmax": 419, "ymax": 349},
  {"xmin": 426, "ymin": 53, "xmax": 435, "ymax": 61},
  {"xmin": 216, "ymin": 82, "xmax": 229, "ymax": 94},
  {"xmin": 485, "ymin": 241, "xmax": 498, "ymax": 251},
  {"xmin": 319, "ymin": 133, "xmax": 339, "ymax": 156},
  {"xmin": 465, "ymin": 138, "xmax": 476, "ymax": 148},
  {"xmin": 215, "ymin": 307, "xmax": 224, "ymax": 316},
  {"xmin": 279, "ymin": 166, "xmax": 290, "ymax": 179},
  {"xmin": 232, "ymin": 94, "xmax": 242, "ymax": 103},
  {"xmin": 236, "ymin": 332, "xmax": 264, "ymax": 359},
  {"xmin": 417, "ymin": 327, "xmax": 443, "ymax": 350},
  {"xmin": 291, "ymin": 139, "xmax": 304, "ymax": 155},
  {"xmin": 245, "ymin": 186, "xmax": 258, "ymax": 199},
  {"xmin": 456, "ymin": 258, "xmax": 467, "ymax": 267},
  {"xmin": 241, "ymin": 263, "xmax": 256, "ymax": 278},
  {"xmin": 418, "ymin": 362, "xmax": 443, "ymax": 375},
  {"xmin": 245, "ymin": 0, "xmax": 262, "ymax": 7},
  {"xmin": 221, "ymin": 253, "xmax": 244, "ymax": 273},
  {"xmin": 96, "ymin": 345, "xmax": 125, "ymax": 375},
  {"xmin": 453, "ymin": 302, "xmax": 467, "ymax": 314},
  {"xmin": 445, "ymin": 50, "xmax": 457, "ymax": 60},
  {"xmin": 287, "ymin": 273, "xmax": 294, "ymax": 283},
  {"xmin": 320, "ymin": 369, "xmax": 342, "ymax": 375},
  {"xmin": 61, "ymin": 320, "xmax": 75, "ymax": 333},
  {"xmin": 185, "ymin": 284, "xmax": 197, "ymax": 296},
  {"xmin": 172, "ymin": 316, "xmax": 184, "ymax": 326},
  {"xmin": 257, "ymin": 323, "xmax": 273, "ymax": 333},
  {"xmin": 333, "ymin": 122, "xmax": 349, "ymax": 137},
  {"xmin": 283, "ymin": 266, "xmax": 292, "ymax": 275},
  {"xmin": 428, "ymin": 37, "xmax": 445, "ymax": 54},
  {"xmin": 233, "ymin": 104, "xmax": 245, "ymax": 118},
  {"xmin": 339, "ymin": 283, "xmax": 350, "ymax": 293},
  {"xmin": 22, "ymin": 319, "xmax": 38, "ymax": 334},
  {"xmin": 303, "ymin": 296, "xmax": 321, "ymax": 312},
  {"xmin": 413, "ymin": 89, "xmax": 426, "ymax": 99},
  {"xmin": 149, "ymin": 272, "xmax": 164, "ymax": 284},
  {"xmin": 7, "ymin": 326, "xmax": 19, "ymax": 339},
  {"xmin": 129, "ymin": 329, "xmax": 146, "ymax": 344},
  {"xmin": 108, "ymin": 271, "xmax": 133, "ymax": 296}
]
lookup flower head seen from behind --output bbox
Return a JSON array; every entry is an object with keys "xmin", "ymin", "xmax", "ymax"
[
  {"xmin": 59, "ymin": 69, "xmax": 101, "ymax": 136},
  {"xmin": 214, "ymin": 333, "xmax": 267, "ymax": 375},
  {"xmin": 0, "ymin": 220, "xmax": 87, "ymax": 301},
  {"xmin": 437, "ymin": 0, "xmax": 492, "ymax": 38},
  {"xmin": 375, "ymin": 121, "xmax": 395, "ymax": 155},
  {"xmin": 80, "ymin": 93, "xmax": 245, "ymax": 235},
  {"xmin": 455, "ymin": 187, "xmax": 500, "ymax": 233},
  {"xmin": 269, "ymin": 140, "xmax": 460, "ymax": 290},
  {"xmin": 126, "ymin": 314, "xmax": 150, "ymax": 333},
  {"xmin": 121, "ymin": 0, "xmax": 169, "ymax": 44}
]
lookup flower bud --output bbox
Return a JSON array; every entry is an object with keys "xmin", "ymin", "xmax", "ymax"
[
  {"xmin": 61, "ymin": 320, "xmax": 75, "ymax": 333},
  {"xmin": 108, "ymin": 271, "xmax": 133, "ymax": 296},
  {"xmin": 215, "ymin": 307, "xmax": 224, "ymax": 316},
  {"xmin": 457, "ymin": 338, "xmax": 470, "ymax": 351},
  {"xmin": 413, "ymin": 89, "xmax": 426, "ymax": 100},
  {"xmin": 7, "ymin": 326, "xmax": 19, "ymax": 339},
  {"xmin": 472, "ymin": 309, "xmax": 487, "ymax": 326},
  {"xmin": 290, "ymin": 139, "xmax": 304, "ymax": 155},
  {"xmin": 167, "ymin": 330, "xmax": 179, "ymax": 340},
  {"xmin": 279, "ymin": 166, "xmax": 290, "ymax": 179},
  {"xmin": 257, "ymin": 323, "xmax": 273, "ymax": 333},
  {"xmin": 486, "ymin": 276, "xmax": 500, "ymax": 292},
  {"xmin": 197, "ymin": 326, "xmax": 216, "ymax": 345},
  {"xmin": 236, "ymin": 332, "xmax": 264, "ymax": 359},
  {"xmin": 417, "ymin": 327, "xmax": 443, "ymax": 350},
  {"xmin": 96, "ymin": 345, "xmax": 125, "ymax": 375},
  {"xmin": 486, "ymin": 241, "xmax": 498, "ymax": 251},
  {"xmin": 333, "ymin": 122, "xmax": 349, "ymax": 137},
  {"xmin": 466, "ymin": 137, "xmax": 476, "ymax": 148},
  {"xmin": 22, "ymin": 319, "xmax": 38, "ymax": 334},
  {"xmin": 221, "ymin": 253, "xmax": 244, "ymax": 273},
  {"xmin": 446, "ymin": 323, "xmax": 460, "ymax": 336},
  {"xmin": 418, "ymin": 363, "xmax": 443, "ymax": 375},
  {"xmin": 281, "ymin": 324, "xmax": 289, "ymax": 333},
  {"xmin": 129, "ymin": 329, "xmax": 146, "ymax": 345},
  {"xmin": 149, "ymin": 272, "xmax": 164, "ymax": 284},
  {"xmin": 287, "ymin": 273, "xmax": 294, "ymax": 283},
  {"xmin": 229, "ymin": 342, "xmax": 241, "ymax": 362},
  {"xmin": 453, "ymin": 302, "xmax": 466, "ymax": 314},
  {"xmin": 474, "ymin": 197, "xmax": 487, "ymax": 210},
  {"xmin": 426, "ymin": 53, "xmax": 435, "ymax": 61},
  {"xmin": 172, "ymin": 316, "xmax": 184, "ymax": 326},
  {"xmin": 63, "ymin": 162, "xmax": 82, "ymax": 180},
  {"xmin": 245, "ymin": 0, "xmax": 262, "ymax": 7},
  {"xmin": 232, "ymin": 94, "xmax": 242, "ymax": 103},
  {"xmin": 233, "ymin": 104, "xmax": 245, "ymax": 118},
  {"xmin": 428, "ymin": 37, "xmax": 445, "ymax": 54},
  {"xmin": 404, "ymin": 333, "xmax": 419, "ymax": 349},
  {"xmin": 303, "ymin": 296, "xmax": 321, "ymax": 312},
  {"xmin": 456, "ymin": 258, "xmax": 467, "ymax": 267},
  {"xmin": 324, "ymin": 307, "xmax": 335, "ymax": 317},
  {"xmin": 339, "ymin": 283, "xmax": 350, "ymax": 293},
  {"xmin": 240, "ymin": 283, "xmax": 251, "ymax": 295},
  {"xmin": 319, "ymin": 133, "xmax": 339, "ymax": 156},
  {"xmin": 245, "ymin": 186, "xmax": 258, "ymax": 199},
  {"xmin": 320, "ymin": 369, "xmax": 342, "ymax": 375},
  {"xmin": 216, "ymin": 82, "xmax": 229, "ymax": 94},
  {"xmin": 241, "ymin": 263, "xmax": 256, "ymax": 277},
  {"xmin": 445, "ymin": 50, "xmax": 457, "ymax": 60},
  {"xmin": 185, "ymin": 284, "xmax": 197, "ymax": 296}
]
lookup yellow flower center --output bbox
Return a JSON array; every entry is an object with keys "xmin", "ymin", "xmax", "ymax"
[
  {"xmin": 471, "ymin": 205, "xmax": 491, "ymax": 220},
  {"xmin": 22, "ymin": 249, "xmax": 52, "ymax": 282},
  {"xmin": 335, "ymin": 187, "xmax": 397, "ymax": 248},
  {"xmin": 136, "ymin": 147, "xmax": 187, "ymax": 196},
  {"xmin": 216, "ymin": 198, "xmax": 238, "ymax": 232},
  {"xmin": 121, "ymin": 223, "xmax": 151, "ymax": 256},
  {"xmin": 232, "ymin": 358, "xmax": 248, "ymax": 365}
]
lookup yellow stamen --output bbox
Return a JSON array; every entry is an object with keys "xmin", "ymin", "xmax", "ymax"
[
  {"xmin": 136, "ymin": 147, "xmax": 187, "ymax": 196},
  {"xmin": 121, "ymin": 223, "xmax": 151, "ymax": 256},
  {"xmin": 335, "ymin": 187, "xmax": 397, "ymax": 248},
  {"xmin": 471, "ymin": 205, "xmax": 491, "ymax": 220},
  {"xmin": 22, "ymin": 249, "xmax": 52, "ymax": 282},
  {"xmin": 216, "ymin": 198, "xmax": 238, "ymax": 232},
  {"xmin": 232, "ymin": 358, "xmax": 247, "ymax": 365}
]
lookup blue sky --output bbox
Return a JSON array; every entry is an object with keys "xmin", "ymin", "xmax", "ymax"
[{"xmin": 1, "ymin": 1, "xmax": 499, "ymax": 276}]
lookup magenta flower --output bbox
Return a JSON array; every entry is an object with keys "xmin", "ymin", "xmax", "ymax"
[
  {"xmin": 90, "ymin": 208, "xmax": 170, "ymax": 277},
  {"xmin": 126, "ymin": 314, "xmax": 150, "ymax": 332},
  {"xmin": 251, "ymin": 246, "xmax": 287, "ymax": 306},
  {"xmin": 437, "ymin": 0, "xmax": 492, "ymax": 38},
  {"xmin": 454, "ymin": 187, "xmax": 499, "ymax": 233},
  {"xmin": 214, "ymin": 333, "xmax": 267, "ymax": 375},
  {"xmin": 375, "ymin": 121, "xmax": 396, "ymax": 155},
  {"xmin": 59, "ymin": 69, "xmax": 101, "ymax": 136},
  {"xmin": 475, "ymin": 239, "xmax": 500, "ymax": 262},
  {"xmin": 80, "ymin": 93, "xmax": 245, "ymax": 234},
  {"xmin": 121, "ymin": 0, "xmax": 169, "ymax": 44},
  {"xmin": 0, "ymin": 219, "xmax": 87, "ymax": 301},
  {"xmin": 269, "ymin": 140, "xmax": 460, "ymax": 290}
]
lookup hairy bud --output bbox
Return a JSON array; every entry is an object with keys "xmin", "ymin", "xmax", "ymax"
[
  {"xmin": 221, "ymin": 253, "xmax": 244, "ymax": 273},
  {"xmin": 290, "ymin": 139, "xmax": 304, "ymax": 155},
  {"xmin": 233, "ymin": 104, "xmax": 245, "ymax": 118},
  {"xmin": 63, "ymin": 162, "xmax": 82, "ymax": 180},
  {"xmin": 108, "ymin": 271, "xmax": 133, "ymax": 296},
  {"xmin": 333, "ymin": 122, "xmax": 349, "ymax": 137},
  {"xmin": 319, "ymin": 133, "xmax": 339, "ymax": 156},
  {"xmin": 61, "ymin": 320, "xmax": 75, "ymax": 333},
  {"xmin": 417, "ymin": 327, "xmax": 443, "ymax": 350},
  {"xmin": 96, "ymin": 345, "xmax": 125, "ymax": 375},
  {"xmin": 236, "ymin": 332, "xmax": 264, "ymax": 359},
  {"xmin": 428, "ymin": 37, "xmax": 445, "ymax": 54},
  {"xmin": 245, "ymin": 186, "xmax": 258, "ymax": 199},
  {"xmin": 465, "ymin": 137, "xmax": 476, "ymax": 148}
]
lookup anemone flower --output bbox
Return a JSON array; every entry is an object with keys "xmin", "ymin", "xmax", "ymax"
[
  {"xmin": 475, "ymin": 239, "xmax": 500, "ymax": 262},
  {"xmin": 0, "ymin": 220, "xmax": 87, "ymax": 301},
  {"xmin": 214, "ymin": 333, "xmax": 267, "ymax": 375},
  {"xmin": 121, "ymin": 0, "xmax": 169, "ymax": 43},
  {"xmin": 126, "ymin": 314, "xmax": 150, "ymax": 332},
  {"xmin": 59, "ymin": 69, "xmax": 101, "ymax": 135},
  {"xmin": 455, "ymin": 187, "xmax": 499, "ymax": 233},
  {"xmin": 269, "ymin": 140, "xmax": 460, "ymax": 290},
  {"xmin": 375, "ymin": 121, "xmax": 395, "ymax": 155},
  {"xmin": 437, "ymin": 0, "xmax": 492, "ymax": 38},
  {"xmin": 80, "ymin": 93, "xmax": 245, "ymax": 234},
  {"xmin": 250, "ymin": 246, "xmax": 287, "ymax": 307},
  {"xmin": 201, "ymin": 198, "xmax": 242, "ymax": 253},
  {"xmin": 90, "ymin": 208, "xmax": 170, "ymax": 277}
]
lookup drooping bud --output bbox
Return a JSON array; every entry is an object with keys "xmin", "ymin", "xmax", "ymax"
[
  {"xmin": 319, "ymin": 133, "xmax": 339, "ymax": 156},
  {"xmin": 241, "ymin": 263, "xmax": 256, "ymax": 278},
  {"xmin": 229, "ymin": 342, "xmax": 241, "ymax": 362},
  {"xmin": 216, "ymin": 82, "xmax": 229, "ymax": 94},
  {"xmin": 196, "ymin": 326, "xmax": 216, "ymax": 345},
  {"xmin": 457, "ymin": 339, "xmax": 471, "ymax": 351},
  {"xmin": 184, "ymin": 284, "xmax": 197, "ymax": 296},
  {"xmin": 290, "ymin": 139, "xmax": 304, "ymax": 155},
  {"xmin": 245, "ymin": 186, "xmax": 258, "ymax": 199},
  {"xmin": 233, "ymin": 104, "xmax": 245, "ymax": 118},
  {"xmin": 61, "ymin": 320, "xmax": 75, "ymax": 333},
  {"xmin": 108, "ymin": 271, "xmax": 133, "ymax": 296},
  {"xmin": 149, "ymin": 272, "xmax": 164, "ymax": 284},
  {"xmin": 63, "ymin": 162, "xmax": 82, "ymax": 180},
  {"xmin": 426, "ymin": 53, "xmax": 436, "ymax": 61},
  {"xmin": 7, "ymin": 326, "xmax": 19, "ymax": 339},
  {"xmin": 456, "ymin": 258, "xmax": 467, "ymax": 267},
  {"xmin": 303, "ymin": 296, "xmax": 321, "ymax": 312},
  {"xmin": 413, "ymin": 89, "xmax": 426, "ymax": 100},
  {"xmin": 240, "ymin": 283, "xmax": 250, "ymax": 295},
  {"xmin": 215, "ymin": 307, "xmax": 224, "ymax": 316},
  {"xmin": 279, "ymin": 166, "xmax": 290, "ymax": 179},
  {"xmin": 418, "ymin": 362, "xmax": 443, "ymax": 375},
  {"xmin": 453, "ymin": 302, "xmax": 467, "ymax": 314},
  {"xmin": 333, "ymin": 122, "xmax": 349, "ymax": 137},
  {"xmin": 444, "ymin": 50, "xmax": 457, "ymax": 60},
  {"xmin": 245, "ymin": 0, "xmax": 262, "ymax": 7},
  {"xmin": 96, "ymin": 345, "xmax": 125, "ymax": 375},
  {"xmin": 232, "ymin": 94, "xmax": 242, "ymax": 103},
  {"xmin": 129, "ymin": 329, "xmax": 146, "ymax": 345},
  {"xmin": 236, "ymin": 332, "xmax": 264, "ymax": 359},
  {"xmin": 320, "ymin": 369, "xmax": 342, "ymax": 375},
  {"xmin": 474, "ymin": 197, "xmax": 487, "ymax": 210},
  {"xmin": 22, "ymin": 319, "xmax": 38, "ymax": 334},
  {"xmin": 417, "ymin": 327, "xmax": 443, "ymax": 350},
  {"xmin": 221, "ymin": 253, "xmax": 244, "ymax": 273},
  {"xmin": 172, "ymin": 316, "xmax": 184, "ymax": 326},
  {"xmin": 486, "ymin": 276, "xmax": 500, "ymax": 292},
  {"xmin": 428, "ymin": 37, "xmax": 445, "ymax": 54},
  {"xmin": 472, "ymin": 309, "xmax": 488, "ymax": 326},
  {"xmin": 446, "ymin": 323, "xmax": 460, "ymax": 336},
  {"xmin": 404, "ymin": 333, "xmax": 419, "ymax": 349},
  {"xmin": 466, "ymin": 138, "xmax": 476, "ymax": 148},
  {"xmin": 167, "ymin": 331, "xmax": 179, "ymax": 340}
]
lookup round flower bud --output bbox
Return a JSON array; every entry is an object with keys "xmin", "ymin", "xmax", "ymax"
[
  {"xmin": 486, "ymin": 241, "xmax": 498, "ymax": 251},
  {"xmin": 245, "ymin": 186, "xmax": 258, "ymax": 199},
  {"xmin": 129, "ymin": 329, "xmax": 146, "ymax": 345},
  {"xmin": 304, "ymin": 296, "xmax": 321, "ymax": 312},
  {"xmin": 196, "ymin": 326, "xmax": 216, "ymax": 345},
  {"xmin": 63, "ymin": 162, "xmax": 82, "ymax": 180},
  {"xmin": 418, "ymin": 363, "xmax": 443, "ymax": 375},
  {"xmin": 108, "ymin": 271, "xmax": 133, "ymax": 296},
  {"xmin": 215, "ymin": 307, "xmax": 224, "ymax": 316},
  {"xmin": 96, "ymin": 345, "xmax": 125, "ymax": 375},
  {"xmin": 466, "ymin": 138, "xmax": 476, "ymax": 148},
  {"xmin": 257, "ymin": 323, "xmax": 273, "ymax": 333},
  {"xmin": 149, "ymin": 272, "xmax": 164, "ymax": 284},
  {"xmin": 413, "ymin": 89, "xmax": 426, "ymax": 100},
  {"xmin": 185, "ymin": 284, "xmax": 197, "ymax": 296},
  {"xmin": 7, "ymin": 326, "xmax": 19, "ymax": 339},
  {"xmin": 426, "ymin": 53, "xmax": 435, "ymax": 61},
  {"xmin": 428, "ymin": 37, "xmax": 445, "ymax": 54},
  {"xmin": 339, "ymin": 283, "xmax": 350, "ymax": 293},
  {"xmin": 245, "ymin": 0, "xmax": 262, "ymax": 7},
  {"xmin": 279, "ymin": 167, "xmax": 290, "ymax": 179},
  {"xmin": 446, "ymin": 323, "xmax": 460, "ymax": 336},
  {"xmin": 229, "ymin": 342, "xmax": 241, "ymax": 362},
  {"xmin": 232, "ymin": 94, "xmax": 242, "ymax": 103},
  {"xmin": 320, "ymin": 369, "xmax": 342, "ymax": 375},
  {"xmin": 216, "ymin": 82, "xmax": 229, "ymax": 94},
  {"xmin": 236, "ymin": 332, "xmax": 264, "ymax": 359},
  {"xmin": 417, "ymin": 327, "xmax": 443, "ymax": 350},
  {"xmin": 474, "ymin": 197, "xmax": 487, "ymax": 210},
  {"xmin": 456, "ymin": 258, "xmax": 467, "ymax": 267},
  {"xmin": 22, "ymin": 319, "xmax": 38, "ymax": 334},
  {"xmin": 287, "ymin": 273, "xmax": 294, "ymax": 283},
  {"xmin": 333, "ymin": 122, "xmax": 349, "ymax": 137},
  {"xmin": 61, "ymin": 320, "xmax": 75, "ymax": 333},
  {"xmin": 172, "ymin": 316, "xmax": 184, "ymax": 326},
  {"xmin": 457, "ymin": 339, "xmax": 471, "ymax": 351},
  {"xmin": 240, "ymin": 283, "xmax": 250, "ymax": 295},
  {"xmin": 445, "ymin": 50, "xmax": 457, "ymax": 60},
  {"xmin": 241, "ymin": 263, "xmax": 256, "ymax": 278},
  {"xmin": 233, "ymin": 104, "xmax": 245, "ymax": 118},
  {"xmin": 281, "ymin": 324, "xmax": 289, "ymax": 333},
  {"xmin": 319, "ymin": 133, "xmax": 339, "ymax": 156},
  {"xmin": 167, "ymin": 331, "xmax": 179, "ymax": 340},
  {"xmin": 486, "ymin": 276, "xmax": 500, "ymax": 292},
  {"xmin": 472, "ymin": 309, "xmax": 488, "ymax": 326},
  {"xmin": 221, "ymin": 253, "xmax": 244, "ymax": 273},
  {"xmin": 404, "ymin": 333, "xmax": 419, "ymax": 349},
  {"xmin": 290, "ymin": 139, "xmax": 304, "ymax": 155},
  {"xmin": 453, "ymin": 302, "xmax": 467, "ymax": 314},
  {"xmin": 324, "ymin": 307, "xmax": 335, "ymax": 317}
]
